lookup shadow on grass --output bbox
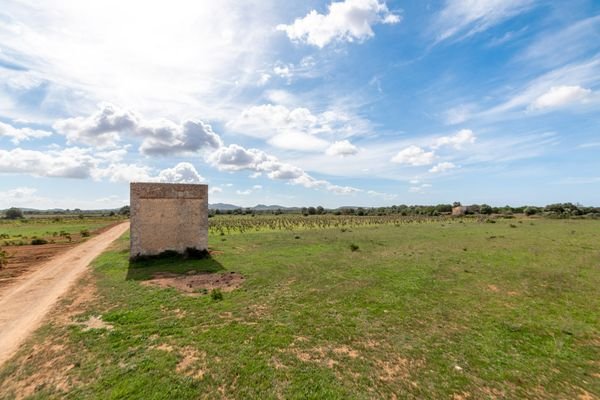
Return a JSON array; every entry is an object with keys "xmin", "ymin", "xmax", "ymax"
[{"xmin": 126, "ymin": 251, "xmax": 225, "ymax": 281}]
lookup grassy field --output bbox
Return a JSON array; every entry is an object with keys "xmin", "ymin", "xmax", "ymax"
[
  {"xmin": 1, "ymin": 218, "xmax": 599, "ymax": 399},
  {"xmin": 0, "ymin": 217, "xmax": 125, "ymax": 246}
]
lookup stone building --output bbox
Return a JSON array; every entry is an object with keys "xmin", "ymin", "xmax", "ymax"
[{"xmin": 130, "ymin": 183, "xmax": 208, "ymax": 258}]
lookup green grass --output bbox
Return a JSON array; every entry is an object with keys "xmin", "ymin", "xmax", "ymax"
[
  {"xmin": 1, "ymin": 218, "xmax": 599, "ymax": 399},
  {"xmin": 0, "ymin": 217, "xmax": 123, "ymax": 245}
]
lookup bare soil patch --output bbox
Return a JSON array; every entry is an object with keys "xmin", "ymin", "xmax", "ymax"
[
  {"xmin": 79, "ymin": 315, "xmax": 113, "ymax": 331},
  {"xmin": 141, "ymin": 271, "xmax": 244, "ymax": 294},
  {"xmin": 0, "ymin": 222, "xmax": 122, "ymax": 289}
]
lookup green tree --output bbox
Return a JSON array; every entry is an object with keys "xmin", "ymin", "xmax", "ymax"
[
  {"xmin": 479, "ymin": 204, "xmax": 493, "ymax": 215},
  {"xmin": 5, "ymin": 207, "xmax": 24, "ymax": 220}
]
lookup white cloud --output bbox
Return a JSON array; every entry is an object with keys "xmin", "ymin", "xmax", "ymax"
[
  {"xmin": 429, "ymin": 161, "xmax": 457, "ymax": 173},
  {"xmin": 0, "ymin": 121, "xmax": 53, "ymax": 144},
  {"xmin": 52, "ymin": 103, "xmax": 137, "ymax": 147},
  {"xmin": 530, "ymin": 85, "xmax": 592, "ymax": 110},
  {"xmin": 326, "ymin": 140, "xmax": 358, "ymax": 156},
  {"xmin": 0, "ymin": 147, "xmax": 100, "ymax": 179},
  {"xmin": 520, "ymin": 15, "xmax": 600, "ymax": 68},
  {"xmin": 228, "ymin": 103, "xmax": 360, "ymax": 151},
  {"xmin": 479, "ymin": 57, "xmax": 600, "ymax": 119},
  {"xmin": 0, "ymin": 187, "xmax": 38, "ymax": 208},
  {"xmin": 0, "ymin": 1, "xmax": 278, "ymax": 120},
  {"xmin": 54, "ymin": 103, "xmax": 223, "ymax": 154},
  {"xmin": 257, "ymin": 73, "xmax": 271, "ymax": 86},
  {"xmin": 236, "ymin": 184, "xmax": 263, "ymax": 196},
  {"xmin": 432, "ymin": 0, "xmax": 535, "ymax": 42},
  {"xmin": 273, "ymin": 65, "xmax": 292, "ymax": 78},
  {"xmin": 93, "ymin": 163, "xmax": 154, "ymax": 183},
  {"xmin": 433, "ymin": 129, "xmax": 476, "ymax": 149},
  {"xmin": 391, "ymin": 145, "xmax": 435, "ymax": 166},
  {"xmin": 443, "ymin": 104, "xmax": 473, "ymax": 125},
  {"xmin": 156, "ymin": 162, "xmax": 205, "ymax": 184},
  {"xmin": 408, "ymin": 183, "xmax": 432, "ymax": 193},
  {"xmin": 207, "ymin": 144, "xmax": 361, "ymax": 195},
  {"xmin": 209, "ymin": 187, "xmax": 223, "ymax": 194},
  {"xmin": 366, "ymin": 190, "xmax": 397, "ymax": 200},
  {"xmin": 277, "ymin": 0, "xmax": 400, "ymax": 48},
  {"xmin": 268, "ymin": 132, "xmax": 330, "ymax": 152}
]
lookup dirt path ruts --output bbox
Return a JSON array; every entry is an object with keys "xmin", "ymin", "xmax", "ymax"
[{"xmin": 0, "ymin": 222, "xmax": 129, "ymax": 366}]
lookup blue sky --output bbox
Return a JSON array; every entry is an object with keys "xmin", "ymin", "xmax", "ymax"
[{"xmin": 0, "ymin": 0, "xmax": 599, "ymax": 209}]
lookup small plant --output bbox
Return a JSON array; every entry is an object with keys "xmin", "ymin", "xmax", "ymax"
[
  {"xmin": 210, "ymin": 288, "xmax": 223, "ymax": 301},
  {"xmin": 31, "ymin": 238, "xmax": 48, "ymax": 245},
  {"xmin": 80, "ymin": 229, "xmax": 91, "ymax": 237},
  {"xmin": 350, "ymin": 243, "xmax": 359, "ymax": 252},
  {"xmin": 509, "ymin": 224, "xmax": 517, "ymax": 228},
  {"xmin": 0, "ymin": 249, "xmax": 8, "ymax": 268}
]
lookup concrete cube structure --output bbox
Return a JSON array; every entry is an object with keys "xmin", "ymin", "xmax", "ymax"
[{"xmin": 130, "ymin": 183, "xmax": 208, "ymax": 258}]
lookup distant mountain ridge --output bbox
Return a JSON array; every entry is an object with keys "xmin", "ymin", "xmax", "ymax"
[{"xmin": 209, "ymin": 203, "xmax": 299, "ymax": 211}]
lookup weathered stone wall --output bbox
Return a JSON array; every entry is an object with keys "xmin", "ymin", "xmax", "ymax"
[{"xmin": 130, "ymin": 183, "xmax": 208, "ymax": 258}]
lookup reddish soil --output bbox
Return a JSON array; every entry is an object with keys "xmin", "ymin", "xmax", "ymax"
[
  {"xmin": 0, "ymin": 222, "xmax": 123, "ymax": 289},
  {"xmin": 141, "ymin": 271, "xmax": 245, "ymax": 294},
  {"xmin": 0, "ymin": 222, "xmax": 130, "ymax": 366}
]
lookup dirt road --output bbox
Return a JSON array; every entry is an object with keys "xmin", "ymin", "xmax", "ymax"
[{"xmin": 0, "ymin": 222, "xmax": 129, "ymax": 366}]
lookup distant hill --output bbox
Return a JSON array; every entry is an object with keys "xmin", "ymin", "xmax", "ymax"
[
  {"xmin": 209, "ymin": 203, "xmax": 241, "ymax": 211},
  {"xmin": 208, "ymin": 203, "xmax": 300, "ymax": 211}
]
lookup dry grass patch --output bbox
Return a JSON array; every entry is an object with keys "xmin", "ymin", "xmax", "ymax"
[{"xmin": 141, "ymin": 271, "xmax": 244, "ymax": 294}]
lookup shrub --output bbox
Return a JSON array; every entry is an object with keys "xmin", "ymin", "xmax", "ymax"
[
  {"xmin": 350, "ymin": 243, "xmax": 359, "ymax": 252},
  {"xmin": 210, "ymin": 288, "xmax": 223, "ymax": 301},
  {"xmin": 524, "ymin": 207, "xmax": 539, "ymax": 216},
  {"xmin": 0, "ymin": 249, "xmax": 8, "ymax": 268},
  {"xmin": 31, "ymin": 238, "xmax": 48, "ymax": 245},
  {"xmin": 80, "ymin": 229, "xmax": 91, "ymax": 237},
  {"xmin": 5, "ymin": 207, "xmax": 24, "ymax": 220}
]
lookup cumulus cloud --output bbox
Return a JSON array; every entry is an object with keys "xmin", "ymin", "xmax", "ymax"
[
  {"xmin": 433, "ymin": 129, "xmax": 476, "ymax": 149},
  {"xmin": 0, "ymin": 121, "xmax": 52, "ymax": 144},
  {"xmin": 54, "ymin": 103, "xmax": 223, "ymax": 154},
  {"xmin": 0, "ymin": 147, "xmax": 100, "ymax": 179},
  {"xmin": 326, "ymin": 140, "xmax": 358, "ymax": 156},
  {"xmin": 277, "ymin": 0, "xmax": 400, "ymax": 48},
  {"xmin": 208, "ymin": 144, "xmax": 360, "ymax": 194},
  {"xmin": 138, "ymin": 120, "xmax": 223, "ymax": 156},
  {"xmin": 530, "ymin": 85, "xmax": 592, "ymax": 110},
  {"xmin": 432, "ymin": 0, "xmax": 535, "ymax": 42},
  {"xmin": 92, "ymin": 163, "xmax": 154, "ymax": 183},
  {"xmin": 228, "ymin": 103, "xmax": 361, "ymax": 152},
  {"xmin": 268, "ymin": 132, "xmax": 329, "ymax": 152},
  {"xmin": 52, "ymin": 103, "xmax": 138, "ymax": 147},
  {"xmin": 156, "ymin": 162, "xmax": 205, "ymax": 183},
  {"xmin": 391, "ymin": 145, "xmax": 435, "ymax": 166},
  {"xmin": 429, "ymin": 161, "xmax": 457, "ymax": 173}
]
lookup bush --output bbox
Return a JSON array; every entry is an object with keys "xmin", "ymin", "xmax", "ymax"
[
  {"xmin": 0, "ymin": 249, "xmax": 8, "ymax": 268},
  {"xmin": 80, "ymin": 229, "xmax": 91, "ymax": 237},
  {"xmin": 524, "ymin": 207, "xmax": 539, "ymax": 216},
  {"xmin": 5, "ymin": 207, "xmax": 24, "ymax": 220},
  {"xmin": 31, "ymin": 238, "xmax": 48, "ymax": 245},
  {"xmin": 210, "ymin": 288, "xmax": 223, "ymax": 301},
  {"xmin": 480, "ymin": 204, "xmax": 493, "ymax": 215},
  {"xmin": 349, "ymin": 243, "xmax": 359, "ymax": 252}
]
